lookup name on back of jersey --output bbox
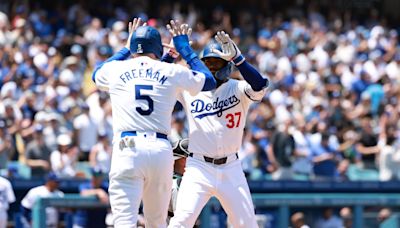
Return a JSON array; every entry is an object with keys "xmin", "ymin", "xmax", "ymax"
[
  {"xmin": 190, "ymin": 95, "xmax": 240, "ymax": 119},
  {"xmin": 119, "ymin": 67, "xmax": 168, "ymax": 85}
]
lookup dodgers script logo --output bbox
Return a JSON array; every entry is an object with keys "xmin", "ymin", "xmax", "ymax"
[{"xmin": 191, "ymin": 95, "xmax": 240, "ymax": 119}]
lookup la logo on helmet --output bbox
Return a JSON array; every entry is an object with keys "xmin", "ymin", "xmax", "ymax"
[{"xmin": 137, "ymin": 44, "xmax": 143, "ymax": 53}]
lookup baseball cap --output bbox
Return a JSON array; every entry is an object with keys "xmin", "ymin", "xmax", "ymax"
[
  {"xmin": 57, "ymin": 134, "xmax": 72, "ymax": 146},
  {"xmin": 98, "ymin": 45, "xmax": 113, "ymax": 56},
  {"xmin": 70, "ymin": 44, "xmax": 83, "ymax": 55},
  {"xmin": 46, "ymin": 172, "xmax": 60, "ymax": 183}
]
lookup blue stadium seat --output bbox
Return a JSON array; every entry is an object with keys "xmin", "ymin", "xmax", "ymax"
[
  {"xmin": 8, "ymin": 162, "xmax": 31, "ymax": 179},
  {"xmin": 347, "ymin": 164, "xmax": 379, "ymax": 181}
]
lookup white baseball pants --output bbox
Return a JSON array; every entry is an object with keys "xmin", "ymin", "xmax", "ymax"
[
  {"xmin": 109, "ymin": 134, "xmax": 174, "ymax": 228},
  {"xmin": 169, "ymin": 157, "xmax": 258, "ymax": 228}
]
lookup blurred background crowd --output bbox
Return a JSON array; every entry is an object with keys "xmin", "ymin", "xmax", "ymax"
[
  {"xmin": 2, "ymin": 0, "xmax": 400, "ymax": 227},
  {"xmin": 1, "ymin": 0, "xmax": 400, "ymax": 183}
]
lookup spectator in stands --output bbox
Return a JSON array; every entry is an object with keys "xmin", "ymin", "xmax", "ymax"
[
  {"xmin": 340, "ymin": 207, "xmax": 352, "ymax": 228},
  {"xmin": 0, "ymin": 119, "xmax": 13, "ymax": 173},
  {"xmin": 73, "ymin": 103, "xmax": 98, "ymax": 161},
  {"xmin": 0, "ymin": 175, "xmax": 15, "ymax": 228},
  {"xmin": 25, "ymin": 124, "xmax": 51, "ymax": 178},
  {"xmin": 20, "ymin": 172, "xmax": 64, "ymax": 227},
  {"xmin": 291, "ymin": 119, "xmax": 313, "ymax": 177},
  {"xmin": 379, "ymin": 124, "xmax": 400, "ymax": 182},
  {"xmin": 311, "ymin": 133, "xmax": 341, "ymax": 180},
  {"xmin": 314, "ymin": 208, "xmax": 343, "ymax": 228},
  {"xmin": 291, "ymin": 212, "xmax": 310, "ymax": 228},
  {"xmin": 50, "ymin": 134, "xmax": 79, "ymax": 178},
  {"xmin": 73, "ymin": 168, "xmax": 109, "ymax": 228},
  {"xmin": 89, "ymin": 133, "xmax": 112, "ymax": 174},
  {"xmin": 0, "ymin": 99, "xmax": 22, "ymax": 161},
  {"xmin": 43, "ymin": 112, "xmax": 69, "ymax": 151},
  {"xmin": 356, "ymin": 116, "xmax": 380, "ymax": 170},
  {"xmin": 377, "ymin": 208, "xmax": 393, "ymax": 225},
  {"xmin": 267, "ymin": 119, "xmax": 296, "ymax": 180}
]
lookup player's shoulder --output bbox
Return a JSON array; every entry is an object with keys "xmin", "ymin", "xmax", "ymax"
[
  {"xmin": 28, "ymin": 185, "xmax": 44, "ymax": 194},
  {"xmin": 0, "ymin": 176, "xmax": 11, "ymax": 185}
]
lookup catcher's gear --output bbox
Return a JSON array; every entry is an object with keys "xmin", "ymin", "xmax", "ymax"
[
  {"xmin": 200, "ymin": 41, "xmax": 234, "ymax": 81},
  {"xmin": 130, "ymin": 26, "xmax": 163, "ymax": 58},
  {"xmin": 172, "ymin": 138, "xmax": 190, "ymax": 159}
]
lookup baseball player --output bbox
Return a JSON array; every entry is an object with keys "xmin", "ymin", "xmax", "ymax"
[
  {"xmin": 168, "ymin": 31, "xmax": 269, "ymax": 227},
  {"xmin": 20, "ymin": 172, "xmax": 64, "ymax": 228},
  {"xmin": 92, "ymin": 18, "xmax": 215, "ymax": 228},
  {"xmin": 0, "ymin": 176, "xmax": 15, "ymax": 228}
]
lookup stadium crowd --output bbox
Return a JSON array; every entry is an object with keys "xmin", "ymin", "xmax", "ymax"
[{"xmin": 0, "ymin": 1, "xmax": 400, "ymax": 183}]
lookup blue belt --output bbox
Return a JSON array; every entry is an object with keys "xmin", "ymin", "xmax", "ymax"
[{"xmin": 121, "ymin": 131, "xmax": 168, "ymax": 139}]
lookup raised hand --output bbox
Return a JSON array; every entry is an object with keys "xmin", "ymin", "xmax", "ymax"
[
  {"xmin": 166, "ymin": 20, "xmax": 192, "ymax": 37},
  {"xmin": 166, "ymin": 20, "xmax": 196, "ymax": 62},
  {"xmin": 163, "ymin": 23, "xmax": 192, "ymax": 58},
  {"xmin": 125, "ymin": 18, "xmax": 147, "ymax": 50},
  {"xmin": 212, "ymin": 31, "xmax": 242, "ymax": 63}
]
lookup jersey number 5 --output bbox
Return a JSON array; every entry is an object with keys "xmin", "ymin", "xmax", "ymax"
[
  {"xmin": 226, "ymin": 112, "xmax": 241, "ymax": 128},
  {"xmin": 135, "ymin": 85, "xmax": 153, "ymax": 115}
]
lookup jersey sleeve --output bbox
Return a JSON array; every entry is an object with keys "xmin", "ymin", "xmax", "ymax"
[
  {"xmin": 174, "ymin": 65, "xmax": 206, "ymax": 96},
  {"xmin": 7, "ymin": 181, "xmax": 15, "ymax": 203},
  {"xmin": 21, "ymin": 189, "xmax": 35, "ymax": 209},
  {"xmin": 94, "ymin": 62, "xmax": 112, "ymax": 91},
  {"xmin": 237, "ymin": 80, "xmax": 267, "ymax": 102}
]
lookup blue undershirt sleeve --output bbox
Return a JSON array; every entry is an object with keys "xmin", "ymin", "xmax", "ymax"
[
  {"xmin": 187, "ymin": 57, "xmax": 216, "ymax": 91},
  {"xmin": 236, "ymin": 60, "xmax": 269, "ymax": 91}
]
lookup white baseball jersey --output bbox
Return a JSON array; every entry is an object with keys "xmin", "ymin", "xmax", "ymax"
[
  {"xmin": 94, "ymin": 56, "xmax": 205, "ymax": 136},
  {"xmin": 178, "ymin": 79, "xmax": 266, "ymax": 158},
  {"xmin": 0, "ymin": 176, "xmax": 15, "ymax": 211},
  {"xmin": 21, "ymin": 185, "xmax": 64, "ymax": 226}
]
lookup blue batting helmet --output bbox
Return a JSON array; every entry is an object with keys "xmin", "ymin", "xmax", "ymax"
[
  {"xmin": 130, "ymin": 26, "xmax": 163, "ymax": 59},
  {"xmin": 200, "ymin": 41, "xmax": 233, "ymax": 81}
]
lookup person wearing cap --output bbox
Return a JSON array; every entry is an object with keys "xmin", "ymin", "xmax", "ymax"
[
  {"xmin": 59, "ymin": 55, "xmax": 83, "ymax": 87},
  {"xmin": 20, "ymin": 172, "xmax": 64, "ymax": 228},
  {"xmin": 25, "ymin": 124, "xmax": 52, "ymax": 178},
  {"xmin": 0, "ymin": 175, "xmax": 15, "ymax": 228},
  {"xmin": 73, "ymin": 168, "xmax": 109, "ymax": 228},
  {"xmin": 50, "ymin": 134, "xmax": 78, "ymax": 178},
  {"xmin": 73, "ymin": 103, "xmax": 98, "ymax": 161}
]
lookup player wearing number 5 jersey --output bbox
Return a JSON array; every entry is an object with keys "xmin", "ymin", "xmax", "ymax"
[
  {"xmin": 168, "ymin": 31, "xmax": 269, "ymax": 227},
  {"xmin": 92, "ymin": 18, "xmax": 215, "ymax": 228}
]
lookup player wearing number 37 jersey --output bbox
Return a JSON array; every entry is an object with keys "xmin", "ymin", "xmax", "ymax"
[
  {"xmin": 93, "ymin": 18, "xmax": 215, "ymax": 228},
  {"xmin": 169, "ymin": 31, "xmax": 269, "ymax": 227}
]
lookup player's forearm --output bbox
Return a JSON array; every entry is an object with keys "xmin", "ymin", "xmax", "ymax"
[
  {"xmin": 92, "ymin": 47, "xmax": 131, "ymax": 82},
  {"xmin": 235, "ymin": 60, "xmax": 269, "ymax": 91},
  {"xmin": 187, "ymin": 58, "xmax": 216, "ymax": 91}
]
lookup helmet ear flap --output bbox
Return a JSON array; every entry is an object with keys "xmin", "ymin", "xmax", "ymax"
[{"xmin": 214, "ymin": 62, "xmax": 234, "ymax": 81}]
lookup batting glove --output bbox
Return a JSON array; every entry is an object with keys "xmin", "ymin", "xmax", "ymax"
[{"xmin": 213, "ymin": 31, "xmax": 246, "ymax": 66}]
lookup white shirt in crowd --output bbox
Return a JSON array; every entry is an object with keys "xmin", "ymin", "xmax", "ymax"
[
  {"xmin": 21, "ymin": 185, "xmax": 64, "ymax": 226},
  {"xmin": 92, "ymin": 143, "xmax": 111, "ymax": 173},
  {"xmin": 50, "ymin": 150, "xmax": 77, "ymax": 178},
  {"xmin": 73, "ymin": 113, "xmax": 98, "ymax": 152}
]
